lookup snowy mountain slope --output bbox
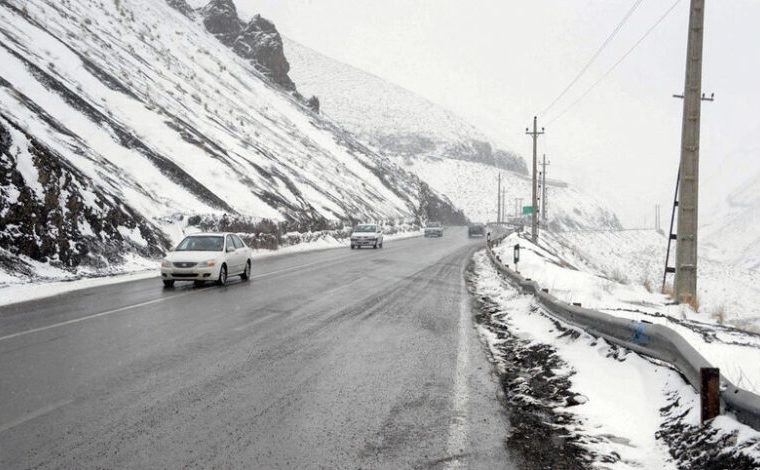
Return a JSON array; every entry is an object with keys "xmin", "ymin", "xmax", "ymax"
[
  {"xmin": 0, "ymin": 0, "xmax": 463, "ymax": 279},
  {"xmin": 283, "ymin": 36, "xmax": 620, "ymax": 230},
  {"xmin": 403, "ymin": 157, "xmax": 621, "ymax": 230},
  {"xmin": 283, "ymin": 37, "xmax": 528, "ymax": 175},
  {"xmin": 702, "ymin": 167, "xmax": 760, "ymax": 270}
]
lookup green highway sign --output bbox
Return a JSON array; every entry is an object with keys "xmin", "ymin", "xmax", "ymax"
[{"xmin": 522, "ymin": 206, "xmax": 534, "ymax": 215}]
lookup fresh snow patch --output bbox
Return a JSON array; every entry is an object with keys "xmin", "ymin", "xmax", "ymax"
[
  {"xmin": 492, "ymin": 230, "xmax": 760, "ymax": 394},
  {"xmin": 471, "ymin": 250, "xmax": 760, "ymax": 468}
]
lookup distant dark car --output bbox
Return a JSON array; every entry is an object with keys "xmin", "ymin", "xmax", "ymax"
[
  {"xmin": 424, "ymin": 221, "xmax": 444, "ymax": 238},
  {"xmin": 468, "ymin": 223, "xmax": 485, "ymax": 238}
]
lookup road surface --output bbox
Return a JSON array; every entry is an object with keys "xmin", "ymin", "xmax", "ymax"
[{"xmin": 0, "ymin": 228, "xmax": 515, "ymax": 469}]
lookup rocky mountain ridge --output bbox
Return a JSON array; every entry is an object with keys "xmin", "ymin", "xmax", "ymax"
[{"xmin": 0, "ymin": 0, "xmax": 463, "ymax": 281}]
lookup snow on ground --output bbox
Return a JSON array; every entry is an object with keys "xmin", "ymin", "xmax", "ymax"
[
  {"xmin": 0, "ymin": 229, "xmax": 421, "ymax": 307},
  {"xmin": 552, "ymin": 229, "xmax": 760, "ymax": 333},
  {"xmin": 471, "ymin": 250, "xmax": 760, "ymax": 468},
  {"xmin": 492, "ymin": 230, "xmax": 760, "ymax": 394},
  {"xmin": 473, "ymin": 251, "xmax": 678, "ymax": 468}
]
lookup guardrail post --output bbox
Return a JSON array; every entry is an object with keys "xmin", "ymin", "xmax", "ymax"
[{"xmin": 700, "ymin": 367, "xmax": 720, "ymax": 423}]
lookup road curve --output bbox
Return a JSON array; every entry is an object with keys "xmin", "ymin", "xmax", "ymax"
[{"xmin": 0, "ymin": 228, "xmax": 515, "ymax": 469}]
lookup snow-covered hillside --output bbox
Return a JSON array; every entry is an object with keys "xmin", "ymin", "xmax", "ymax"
[
  {"xmin": 0, "ymin": 0, "xmax": 464, "ymax": 281},
  {"xmin": 403, "ymin": 157, "xmax": 621, "ymax": 230},
  {"xmin": 702, "ymin": 167, "xmax": 760, "ymax": 270},
  {"xmin": 284, "ymin": 37, "xmax": 620, "ymax": 230},
  {"xmin": 284, "ymin": 37, "xmax": 527, "ymax": 175}
]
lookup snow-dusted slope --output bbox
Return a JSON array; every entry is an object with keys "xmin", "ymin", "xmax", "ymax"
[
  {"xmin": 284, "ymin": 37, "xmax": 620, "ymax": 230},
  {"xmin": 0, "ymin": 0, "xmax": 462, "ymax": 279},
  {"xmin": 702, "ymin": 168, "xmax": 760, "ymax": 270},
  {"xmin": 284, "ymin": 37, "xmax": 528, "ymax": 174},
  {"xmin": 403, "ymin": 157, "xmax": 621, "ymax": 230}
]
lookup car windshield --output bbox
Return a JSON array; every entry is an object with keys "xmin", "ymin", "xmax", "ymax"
[
  {"xmin": 175, "ymin": 236, "xmax": 224, "ymax": 252},
  {"xmin": 355, "ymin": 225, "xmax": 377, "ymax": 232},
  {"xmin": 427, "ymin": 222, "xmax": 442, "ymax": 228}
]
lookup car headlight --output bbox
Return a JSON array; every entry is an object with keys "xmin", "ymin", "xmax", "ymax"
[
  {"xmin": 197, "ymin": 260, "xmax": 217, "ymax": 267},
  {"xmin": 161, "ymin": 259, "xmax": 171, "ymax": 268}
]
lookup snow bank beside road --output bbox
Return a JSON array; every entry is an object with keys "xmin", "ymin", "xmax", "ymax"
[
  {"xmin": 474, "ymin": 252, "xmax": 676, "ymax": 469},
  {"xmin": 492, "ymin": 231, "xmax": 760, "ymax": 395},
  {"xmin": 471, "ymin": 250, "xmax": 760, "ymax": 468}
]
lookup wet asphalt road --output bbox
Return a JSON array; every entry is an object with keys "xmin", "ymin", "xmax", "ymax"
[{"xmin": 0, "ymin": 228, "xmax": 515, "ymax": 469}]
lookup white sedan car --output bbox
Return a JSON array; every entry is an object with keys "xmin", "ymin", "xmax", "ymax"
[
  {"xmin": 160, "ymin": 233, "xmax": 252, "ymax": 288},
  {"xmin": 350, "ymin": 223, "xmax": 384, "ymax": 249}
]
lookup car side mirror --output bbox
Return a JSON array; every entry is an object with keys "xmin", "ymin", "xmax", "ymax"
[{"xmin": 226, "ymin": 247, "xmax": 234, "ymax": 253}]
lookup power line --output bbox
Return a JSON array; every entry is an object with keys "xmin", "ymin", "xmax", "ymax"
[
  {"xmin": 540, "ymin": 0, "xmax": 646, "ymax": 116},
  {"xmin": 547, "ymin": 0, "xmax": 682, "ymax": 125}
]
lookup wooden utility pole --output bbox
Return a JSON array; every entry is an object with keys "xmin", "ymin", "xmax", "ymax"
[
  {"xmin": 674, "ymin": 0, "xmax": 707, "ymax": 305},
  {"xmin": 526, "ymin": 116, "xmax": 544, "ymax": 242},
  {"xmin": 497, "ymin": 173, "xmax": 502, "ymax": 224},
  {"xmin": 541, "ymin": 154, "xmax": 550, "ymax": 223}
]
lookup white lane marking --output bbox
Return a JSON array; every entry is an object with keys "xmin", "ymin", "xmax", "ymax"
[
  {"xmin": 0, "ymin": 292, "xmax": 198, "ymax": 343},
  {"xmin": 0, "ymin": 243, "xmax": 412, "ymax": 343},
  {"xmin": 444, "ymin": 266, "xmax": 472, "ymax": 469},
  {"xmin": 0, "ymin": 398, "xmax": 73, "ymax": 434}
]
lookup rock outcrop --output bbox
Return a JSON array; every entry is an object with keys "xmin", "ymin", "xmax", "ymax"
[
  {"xmin": 233, "ymin": 15, "xmax": 295, "ymax": 90},
  {"xmin": 306, "ymin": 95, "xmax": 320, "ymax": 113},
  {"xmin": 166, "ymin": 0, "xmax": 193, "ymax": 17},
  {"xmin": 445, "ymin": 139, "xmax": 529, "ymax": 175},
  {"xmin": 201, "ymin": 0, "xmax": 242, "ymax": 46},
  {"xmin": 0, "ymin": 117, "xmax": 169, "ymax": 271},
  {"xmin": 201, "ymin": 1, "xmax": 295, "ymax": 91}
]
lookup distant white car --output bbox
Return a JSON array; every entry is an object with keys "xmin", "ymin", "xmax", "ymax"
[
  {"xmin": 424, "ymin": 221, "xmax": 444, "ymax": 238},
  {"xmin": 160, "ymin": 233, "xmax": 252, "ymax": 287},
  {"xmin": 350, "ymin": 224, "xmax": 384, "ymax": 249}
]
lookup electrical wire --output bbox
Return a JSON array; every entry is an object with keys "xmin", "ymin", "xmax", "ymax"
[
  {"xmin": 546, "ymin": 0, "xmax": 682, "ymax": 125},
  {"xmin": 540, "ymin": 0, "xmax": 646, "ymax": 117}
]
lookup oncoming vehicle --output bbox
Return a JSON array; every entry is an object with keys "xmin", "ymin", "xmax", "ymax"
[
  {"xmin": 350, "ymin": 224, "xmax": 384, "ymax": 249},
  {"xmin": 468, "ymin": 223, "xmax": 486, "ymax": 238},
  {"xmin": 424, "ymin": 221, "xmax": 444, "ymax": 238},
  {"xmin": 160, "ymin": 233, "xmax": 252, "ymax": 287}
]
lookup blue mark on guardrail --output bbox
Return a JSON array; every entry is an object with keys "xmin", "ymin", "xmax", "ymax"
[{"xmin": 631, "ymin": 322, "xmax": 649, "ymax": 344}]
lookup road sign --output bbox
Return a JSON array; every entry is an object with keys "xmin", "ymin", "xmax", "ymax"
[{"xmin": 522, "ymin": 206, "xmax": 534, "ymax": 215}]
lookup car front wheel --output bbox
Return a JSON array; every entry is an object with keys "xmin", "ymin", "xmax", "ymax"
[
  {"xmin": 163, "ymin": 280, "xmax": 174, "ymax": 288},
  {"xmin": 241, "ymin": 261, "xmax": 251, "ymax": 281},
  {"xmin": 217, "ymin": 264, "xmax": 228, "ymax": 286}
]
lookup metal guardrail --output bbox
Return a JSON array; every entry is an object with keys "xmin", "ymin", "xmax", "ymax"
[{"xmin": 485, "ymin": 238, "xmax": 760, "ymax": 431}]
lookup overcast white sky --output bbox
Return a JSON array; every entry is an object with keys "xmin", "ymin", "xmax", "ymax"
[{"xmin": 230, "ymin": 0, "xmax": 760, "ymax": 227}]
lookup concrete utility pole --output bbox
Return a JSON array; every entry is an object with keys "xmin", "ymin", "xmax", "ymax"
[
  {"xmin": 541, "ymin": 154, "xmax": 550, "ymax": 223},
  {"xmin": 501, "ymin": 188, "xmax": 506, "ymax": 224},
  {"xmin": 655, "ymin": 204, "xmax": 661, "ymax": 231},
  {"xmin": 497, "ymin": 173, "xmax": 502, "ymax": 224},
  {"xmin": 526, "ymin": 116, "xmax": 544, "ymax": 242},
  {"xmin": 674, "ymin": 0, "xmax": 708, "ymax": 305}
]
